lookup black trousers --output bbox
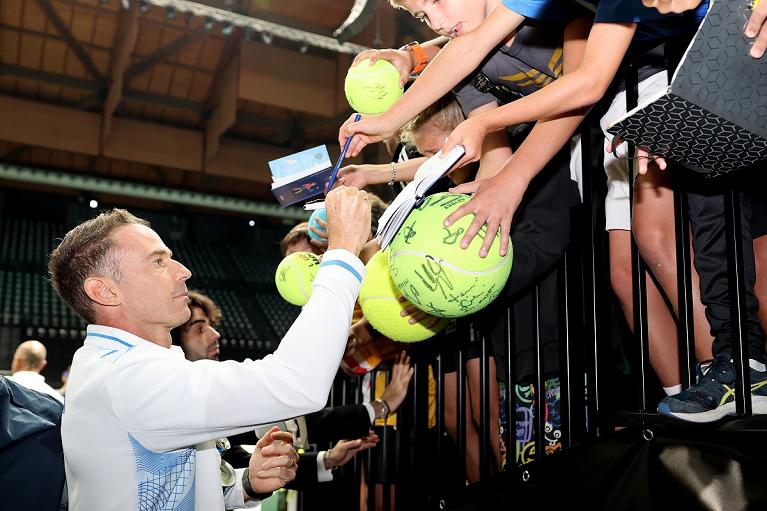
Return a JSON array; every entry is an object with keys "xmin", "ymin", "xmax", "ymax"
[{"xmin": 687, "ymin": 182, "xmax": 765, "ymax": 362}]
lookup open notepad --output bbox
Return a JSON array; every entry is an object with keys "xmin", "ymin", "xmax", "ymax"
[
  {"xmin": 607, "ymin": 0, "xmax": 767, "ymax": 177},
  {"xmin": 375, "ymin": 144, "xmax": 465, "ymax": 249}
]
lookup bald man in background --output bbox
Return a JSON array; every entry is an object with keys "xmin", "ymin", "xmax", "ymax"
[{"xmin": 8, "ymin": 340, "xmax": 64, "ymax": 402}]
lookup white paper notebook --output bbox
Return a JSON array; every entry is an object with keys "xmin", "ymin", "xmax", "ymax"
[{"xmin": 375, "ymin": 144, "xmax": 466, "ymax": 249}]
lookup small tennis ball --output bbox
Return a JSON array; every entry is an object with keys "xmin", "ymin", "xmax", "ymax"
[
  {"xmin": 388, "ymin": 192, "xmax": 513, "ymax": 318},
  {"xmin": 308, "ymin": 208, "xmax": 328, "ymax": 242},
  {"xmin": 275, "ymin": 251, "xmax": 321, "ymax": 306},
  {"xmin": 359, "ymin": 251, "xmax": 448, "ymax": 343},
  {"xmin": 344, "ymin": 59, "xmax": 404, "ymax": 115}
]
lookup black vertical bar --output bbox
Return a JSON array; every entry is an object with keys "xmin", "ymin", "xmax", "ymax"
[
  {"xmin": 579, "ymin": 118, "xmax": 601, "ymax": 436},
  {"xmin": 353, "ymin": 375, "xmax": 363, "ymax": 487},
  {"xmin": 435, "ymin": 353, "xmax": 444, "ymax": 487},
  {"xmin": 456, "ymin": 344, "xmax": 466, "ymax": 477},
  {"xmin": 532, "ymin": 284, "xmax": 545, "ymax": 461},
  {"xmin": 625, "ymin": 58, "xmax": 651, "ymax": 412},
  {"xmin": 382, "ymin": 367, "xmax": 392, "ymax": 511},
  {"xmin": 724, "ymin": 187, "xmax": 751, "ymax": 416},
  {"xmin": 504, "ymin": 304, "xmax": 515, "ymax": 469},
  {"xmin": 368, "ymin": 369, "xmax": 378, "ymax": 511},
  {"xmin": 558, "ymin": 258, "xmax": 572, "ymax": 448},
  {"xmin": 565, "ymin": 228, "xmax": 587, "ymax": 443},
  {"xmin": 672, "ymin": 182, "xmax": 696, "ymax": 389},
  {"xmin": 479, "ymin": 324, "xmax": 490, "ymax": 479},
  {"xmin": 393, "ymin": 363, "xmax": 403, "ymax": 511}
]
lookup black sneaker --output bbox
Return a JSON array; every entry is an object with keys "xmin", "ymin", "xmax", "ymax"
[{"xmin": 658, "ymin": 355, "xmax": 767, "ymax": 423}]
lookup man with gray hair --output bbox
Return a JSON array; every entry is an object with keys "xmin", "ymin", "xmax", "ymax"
[
  {"xmin": 48, "ymin": 186, "xmax": 372, "ymax": 510},
  {"xmin": 9, "ymin": 340, "xmax": 63, "ymax": 403}
]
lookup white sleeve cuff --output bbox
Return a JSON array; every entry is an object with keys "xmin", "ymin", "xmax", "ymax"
[
  {"xmin": 223, "ymin": 468, "xmax": 262, "ymax": 509},
  {"xmin": 316, "ymin": 249, "xmax": 365, "ymax": 286},
  {"xmin": 362, "ymin": 401, "xmax": 375, "ymax": 424},
  {"xmin": 316, "ymin": 451, "xmax": 334, "ymax": 483}
]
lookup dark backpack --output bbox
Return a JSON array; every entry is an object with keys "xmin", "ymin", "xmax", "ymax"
[{"xmin": 0, "ymin": 376, "xmax": 66, "ymax": 510}]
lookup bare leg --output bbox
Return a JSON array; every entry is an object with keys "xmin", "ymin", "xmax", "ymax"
[
  {"xmin": 633, "ymin": 170, "xmax": 713, "ymax": 361},
  {"xmin": 609, "ymin": 229, "xmax": 682, "ymax": 387},
  {"xmin": 465, "ymin": 357, "xmax": 501, "ymax": 471},
  {"xmin": 443, "ymin": 371, "xmax": 481, "ymax": 482},
  {"xmin": 754, "ymin": 235, "xmax": 767, "ymax": 339}
]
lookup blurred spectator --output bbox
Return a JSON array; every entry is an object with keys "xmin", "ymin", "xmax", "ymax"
[{"xmin": 8, "ymin": 340, "xmax": 63, "ymax": 403}]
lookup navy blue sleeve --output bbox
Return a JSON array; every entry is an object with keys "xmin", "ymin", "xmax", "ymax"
[{"xmin": 501, "ymin": 0, "xmax": 589, "ymax": 21}]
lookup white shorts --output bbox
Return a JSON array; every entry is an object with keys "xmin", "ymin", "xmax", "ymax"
[{"xmin": 600, "ymin": 71, "xmax": 669, "ymax": 231}]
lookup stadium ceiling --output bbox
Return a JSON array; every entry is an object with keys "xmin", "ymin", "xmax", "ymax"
[{"xmin": 0, "ymin": 0, "xmax": 429, "ymax": 214}]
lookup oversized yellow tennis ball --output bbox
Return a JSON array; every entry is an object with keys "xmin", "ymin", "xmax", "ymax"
[
  {"xmin": 344, "ymin": 59, "xmax": 404, "ymax": 115},
  {"xmin": 388, "ymin": 192, "xmax": 513, "ymax": 318},
  {"xmin": 275, "ymin": 251, "xmax": 321, "ymax": 306},
  {"xmin": 359, "ymin": 250, "xmax": 448, "ymax": 342}
]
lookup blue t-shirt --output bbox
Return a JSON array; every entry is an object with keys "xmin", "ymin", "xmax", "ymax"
[
  {"xmin": 502, "ymin": 0, "xmax": 709, "ymax": 40},
  {"xmin": 499, "ymin": 0, "xmax": 586, "ymax": 21}
]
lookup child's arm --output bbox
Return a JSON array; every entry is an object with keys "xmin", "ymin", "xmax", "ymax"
[
  {"xmin": 470, "ymin": 104, "xmax": 515, "ymax": 181},
  {"xmin": 442, "ymin": 22, "xmax": 635, "ymax": 165},
  {"xmin": 443, "ymin": 15, "xmax": 592, "ymax": 258},
  {"xmin": 339, "ymin": 6, "xmax": 526, "ymax": 157},
  {"xmin": 350, "ymin": 37, "xmax": 448, "ymax": 87},
  {"xmin": 336, "ymin": 157, "xmax": 427, "ymax": 189}
]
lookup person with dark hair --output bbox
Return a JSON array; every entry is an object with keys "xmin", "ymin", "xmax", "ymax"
[
  {"xmin": 280, "ymin": 222, "xmax": 323, "ymax": 257},
  {"xmin": 49, "ymin": 185, "xmax": 373, "ymax": 510},
  {"xmin": 170, "ymin": 291, "xmax": 223, "ymax": 361}
]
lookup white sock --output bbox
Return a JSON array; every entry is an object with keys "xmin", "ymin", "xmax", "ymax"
[
  {"xmin": 750, "ymin": 359, "xmax": 766, "ymax": 372},
  {"xmin": 663, "ymin": 384, "xmax": 682, "ymax": 396}
]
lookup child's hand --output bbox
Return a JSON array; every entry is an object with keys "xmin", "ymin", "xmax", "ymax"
[
  {"xmin": 441, "ymin": 116, "xmax": 489, "ymax": 168},
  {"xmin": 746, "ymin": 0, "xmax": 767, "ymax": 58},
  {"xmin": 339, "ymin": 113, "xmax": 399, "ymax": 158},
  {"xmin": 309, "ymin": 216, "xmax": 329, "ymax": 249},
  {"xmin": 641, "ymin": 0, "xmax": 702, "ymax": 14},
  {"xmin": 336, "ymin": 164, "xmax": 371, "ymax": 189},
  {"xmin": 380, "ymin": 352, "xmax": 414, "ymax": 414},
  {"xmin": 444, "ymin": 171, "xmax": 528, "ymax": 258},
  {"xmin": 397, "ymin": 296, "xmax": 443, "ymax": 328},
  {"xmin": 606, "ymin": 135, "xmax": 667, "ymax": 175},
  {"xmin": 352, "ymin": 49, "xmax": 413, "ymax": 87}
]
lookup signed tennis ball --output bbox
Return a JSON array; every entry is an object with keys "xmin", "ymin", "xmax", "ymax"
[
  {"xmin": 388, "ymin": 192, "xmax": 513, "ymax": 318},
  {"xmin": 359, "ymin": 250, "xmax": 448, "ymax": 342},
  {"xmin": 274, "ymin": 251, "xmax": 321, "ymax": 306},
  {"xmin": 307, "ymin": 208, "xmax": 327, "ymax": 242},
  {"xmin": 344, "ymin": 59, "xmax": 404, "ymax": 115}
]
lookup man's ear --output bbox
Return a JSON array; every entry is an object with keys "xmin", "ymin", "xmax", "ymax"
[{"xmin": 83, "ymin": 277, "xmax": 121, "ymax": 307}]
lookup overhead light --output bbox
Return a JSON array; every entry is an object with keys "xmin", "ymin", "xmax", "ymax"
[
  {"xmin": 165, "ymin": 6, "xmax": 176, "ymax": 20},
  {"xmin": 89, "ymin": 199, "xmax": 99, "ymax": 209},
  {"xmin": 261, "ymin": 32, "xmax": 273, "ymax": 45},
  {"xmin": 203, "ymin": 17, "xmax": 214, "ymax": 30},
  {"xmin": 333, "ymin": 0, "xmax": 377, "ymax": 43},
  {"xmin": 299, "ymin": 42, "xmax": 308, "ymax": 53},
  {"xmin": 121, "ymin": 0, "xmax": 130, "ymax": 8},
  {"xmin": 133, "ymin": 0, "xmax": 369, "ymax": 55},
  {"xmin": 221, "ymin": 23, "xmax": 233, "ymax": 36},
  {"xmin": 248, "ymin": 220, "xmax": 255, "ymax": 227}
]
